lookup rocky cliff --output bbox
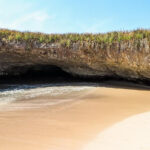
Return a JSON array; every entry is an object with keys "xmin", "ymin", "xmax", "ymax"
[{"xmin": 0, "ymin": 29, "xmax": 150, "ymax": 81}]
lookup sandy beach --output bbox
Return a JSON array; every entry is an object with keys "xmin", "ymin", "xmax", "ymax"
[
  {"xmin": 83, "ymin": 111, "xmax": 150, "ymax": 150},
  {"xmin": 0, "ymin": 83, "xmax": 150, "ymax": 150}
]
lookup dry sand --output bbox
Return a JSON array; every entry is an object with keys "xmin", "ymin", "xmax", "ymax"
[
  {"xmin": 0, "ymin": 85, "xmax": 150, "ymax": 150},
  {"xmin": 83, "ymin": 111, "xmax": 150, "ymax": 150}
]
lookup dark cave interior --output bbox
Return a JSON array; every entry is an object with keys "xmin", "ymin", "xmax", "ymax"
[{"xmin": 0, "ymin": 65, "xmax": 150, "ymax": 88}]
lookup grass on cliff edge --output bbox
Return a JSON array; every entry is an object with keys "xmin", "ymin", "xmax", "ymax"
[{"xmin": 0, "ymin": 29, "xmax": 150, "ymax": 47}]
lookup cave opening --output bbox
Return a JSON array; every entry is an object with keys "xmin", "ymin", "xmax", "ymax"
[
  {"xmin": 0, "ymin": 65, "xmax": 78, "ymax": 84},
  {"xmin": 0, "ymin": 65, "xmax": 150, "ymax": 88}
]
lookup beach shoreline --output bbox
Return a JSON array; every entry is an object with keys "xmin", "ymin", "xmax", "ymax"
[{"xmin": 0, "ymin": 84, "xmax": 150, "ymax": 150}]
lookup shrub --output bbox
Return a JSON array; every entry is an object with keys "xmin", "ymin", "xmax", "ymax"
[{"xmin": 0, "ymin": 28, "xmax": 150, "ymax": 50}]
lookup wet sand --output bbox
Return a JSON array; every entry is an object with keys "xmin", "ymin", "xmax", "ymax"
[{"xmin": 0, "ymin": 85, "xmax": 150, "ymax": 150}]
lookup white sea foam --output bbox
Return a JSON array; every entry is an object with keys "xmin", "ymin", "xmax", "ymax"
[
  {"xmin": 0, "ymin": 83, "xmax": 94, "ymax": 107},
  {"xmin": 83, "ymin": 112, "xmax": 150, "ymax": 150}
]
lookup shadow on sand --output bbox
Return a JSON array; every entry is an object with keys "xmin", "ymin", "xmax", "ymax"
[
  {"xmin": 0, "ymin": 78, "xmax": 150, "ymax": 93},
  {"xmin": 0, "ymin": 66, "xmax": 150, "ymax": 91}
]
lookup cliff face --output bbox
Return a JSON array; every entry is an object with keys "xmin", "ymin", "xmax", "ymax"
[{"xmin": 0, "ymin": 29, "xmax": 150, "ymax": 81}]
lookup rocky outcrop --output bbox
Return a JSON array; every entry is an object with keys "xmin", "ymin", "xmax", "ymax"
[{"xmin": 0, "ymin": 30, "xmax": 150, "ymax": 81}]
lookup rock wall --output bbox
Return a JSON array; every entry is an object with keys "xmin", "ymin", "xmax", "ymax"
[{"xmin": 0, "ymin": 30, "xmax": 150, "ymax": 81}]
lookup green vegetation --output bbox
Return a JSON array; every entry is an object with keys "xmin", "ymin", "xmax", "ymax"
[{"xmin": 0, "ymin": 29, "xmax": 150, "ymax": 47}]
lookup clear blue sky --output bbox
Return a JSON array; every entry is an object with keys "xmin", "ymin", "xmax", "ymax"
[{"xmin": 0, "ymin": 0, "xmax": 149, "ymax": 33}]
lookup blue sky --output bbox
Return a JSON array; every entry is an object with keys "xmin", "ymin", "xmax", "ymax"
[{"xmin": 0, "ymin": 0, "xmax": 149, "ymax": 33}]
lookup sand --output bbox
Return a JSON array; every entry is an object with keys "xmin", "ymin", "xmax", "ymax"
[
  {"xmin": 83, "ymin": 112, "xmax": 150, "ymax": 150},
  {"xmin": 0, "ymin": 85, "xmax": 150, "ymax": 150}
]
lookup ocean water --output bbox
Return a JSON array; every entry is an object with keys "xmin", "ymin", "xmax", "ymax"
[{"xmin": 0, "ymin": 83, "xmax": 94, "ymax": 110}]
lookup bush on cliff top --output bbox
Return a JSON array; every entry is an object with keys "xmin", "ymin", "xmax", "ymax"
[{"xmin": 0, "ymin": 29, "xmax": 150, "ymax": 47}]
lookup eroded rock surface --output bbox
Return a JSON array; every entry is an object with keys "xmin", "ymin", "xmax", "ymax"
[{"xmin": 0, "ymin": 31, "xmax": 150, "ymax": 81}]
